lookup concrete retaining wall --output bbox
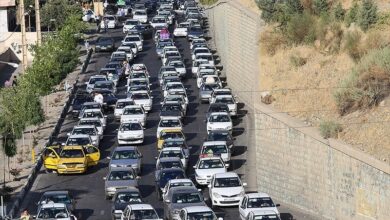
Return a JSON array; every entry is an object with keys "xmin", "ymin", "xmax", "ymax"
[{"xmin": 205, "ymin": 1, "xmax": 390, "ymax": 219}]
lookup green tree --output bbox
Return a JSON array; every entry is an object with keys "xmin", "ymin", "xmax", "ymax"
[
  {"xmin": 313, "ymin": 0, "xmax": 329, "ymax": 15},
  {"xmin": 358, "ymin": 0, "xmax": 378, "ymax": 31},
  {"xmin": 333, "ymin": 2, "xmax": 346, "ymax": 21},
  {"xmin": 41, "ymin": 0, "xmax": 82, "ymax": 29},
  {"xmin": 256, "ymin": 0, "xmax": 279, "ymax": 22},
  {"xmin": 285, "ymin": 0, "xmax": 304, "ymax": 15},
  {"xmin": 345, "ymin": 2, "xmax": 360, "ymax": 26}
]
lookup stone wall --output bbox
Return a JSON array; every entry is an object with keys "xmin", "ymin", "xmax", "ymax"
[{"xmin": 205, "ymin": 1, "xmax": 390, "ymax": 219}]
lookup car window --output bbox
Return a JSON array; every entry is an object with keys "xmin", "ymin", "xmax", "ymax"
[
  {"xmin": 60, "ymin": 149, "xmax": 84, "ymax": 158},
  {"xmin": 37, "ymin": 207, "xmax": 69, "ymax": 218},
  {"xmin": 108, "ymin": 170, "xmax": 135, "ymax": 181},
  {"xmin": 172, "ymin": 192, "xmax": 201, "ymax": 204},
  {"xmin": 120, "ymin": 123, "xmax": 142, "ymax": 131},
  {"xmin": 112, "ymin": 150, "xmax": 138, "ymax": 160},
  {"xmin": 198, "ymin": 159, "xmax": 224, "ymax": 169},
  {"xmin": 209, "ymin": 114, "xmax": 230, "ymax": 122},
  {"xmin": 115, "ymin": 192, "xmax": 141, "ymax": 204},
  {"xmin": 73, "ymin": 128, "xmax": 96, "ymax": 136},
  {"xmin": 123, "ymin": 108, "xmax": 143, "ymax": 115},
  {"xmin": 247, "ymin": 197, "xmax": 275, "ymax": 208},
  {"xmin": 214, "ymin": 177, "xmax": 241, "ymax": 187}
]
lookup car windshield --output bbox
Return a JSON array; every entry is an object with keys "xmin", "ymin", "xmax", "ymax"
[
  {"xmin": 162, "ymin": 141, "xmax": 185, "ymax": 148},
  {"xmin": 115, "ymin": 192, "xmax": 141, "ymax": 203},
  {"xmin": 160, "ymin": 160, "xmax": 183, "ymax": 169},
  {"xmin": 125, "ymin": 37, "xmax": 141, "ymax": 42},
  {"xmin": 170, "ymin": 182, "xmax": 193, "ymax": 188},
  {"xmin": 216, "ymin": 97, "xmax": 234, "ymax": 104},
  {"xmin": 162, "ymin": 104, "xmax": 181, "ymax": 112},
  {"xmin": 120, "ymin": 123, "xmax": 142, "ymax": 131},
  {"xmin": 116, "ymin": 101, "xmax": 134, "ymax": 109},
  {"xmin": 209, "ymin": 105, "xmax": 229, "ymax": 113},
  {"xmin": 153, "ymin": 18, "xmax": 166, "ymax": 23},
  {"xmin": 83, "ymin": 111, "xmax": 103, "ymax": 118},
  {"xmin": 202, "ymin": 145, "xmax": 227, "ymax": 154},
  {"xmin": 198, "ymin": 159, "xmax": 224, "ymax": 169},
  {"xmin": 209, "ymin": 115, "xmax": 230, "ymax": 122},
  {"xmin": 214, "ymin": 177, "xmax": 241, "ymax": 187},
  {"xmin": 41, "ymin": 194, "xmax": 71, "ymax": 204},
  {"xmin": 166, "ymin": 96, "xmax": 183, "ymax": 102},
  {"xmin": 187, "ymin": 212, "xmax": 215, "ymax": 220},
  {"xmin": 170, "ymin": 62, "xmax": 184, "ymax": 68},
  {"xmin": 89, "ymin": 77, "xmax": 106, "ymax": 84},
  {"xmin": 123, "ymin": 108, "xmax": 143, "ymax": 115},
  {"xmin": 160, "ymin": 132, "xmax": 183, "ymax": 140},
  {"xmin": 160, "ymin": 170, "xmax": 185, "ymax": 186},
  {"xmin": 190, "ymin": 27, "xmax": 202, "ymax": 32},
  {"xmin": 79, "ymin": 120, "xmax": 102, "ymax": 127},
  {"xmin": 178, "ymin": 23, "xmax": 189, "ymax": 28},
  {"xmin": 159, "ymin": 119, "xmax": 181, "ymax": 127},
  {"xmin": 112, "ymin": 150, "xmax": 138, "ymax": 160},
  {"xmin": 60, "ymin": 149, "xmax": 84, "ymax": 158},
  {"xmin": 130, "ymin": 209, "xmax": 158, "ymax": 220},
  {"xmin": 195, "ymin": 49, "xmax": 209, "ymax": 54},
  {"xmin": 197, "ymin": 55, "xmax": 212, "ymax": 61},
  {"xmin": 108, "ymin": 170, "xmax": 135, "ymax": 181},
  {"xmin": 161, "ymin": 67, "xmax": 176, "ymax": 73},
  {"xmin": 72, "ymin": 128, "xmax": 96, "ymax": 136},
  {"xmin": 248, "ymin": 197, "xmax": 276, "ymax": 208},
  {"xmin": 131, "ymin": 72, "xmax": 147, "ymax": 78},
  {"xmin": 97, "ymin": 38, "xmax": 113, "ymax": 44},
  {"xmin": 160, "ymin": 150, "xmax": 183, "ymax": 159},
  {"xmin": 37, "ymin": 207, "xmax": 69, "ymax": 218},
  {"xmin": 202, "ymin": 84, "xmax": 219, "ymax": 91},
  {"xmin": 130, "ymin": 80, "xmax": 148, "ymax": 86},
  {"xmin": 253, "ymin": 215, "xmax": 279, "ymax": 220},
  {"xmin": 172, "ymin": 192, "xmax": 201, "ymax": 204},
  {"xmin": 66, "ymin": 137, "xmax": 91, "ymax": 146},
  {"xmin": 208, "ymin": 132, "xmax": 229, "ymax": 141},
  {"xmin": 135, "ymin": 11, "xmax": 146, "ymax": 15},
  {"xmin": 126, "ymin": 20, "xmax": 139, "ymax": 25},
  {"xmin": 132, "ymin": 93, "xmax": 149, "ymax": 99}
]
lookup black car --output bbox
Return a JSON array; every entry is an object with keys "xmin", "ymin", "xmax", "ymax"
[
  {"xmin": 111, "ymin": 188, "xmax": 142, "ymax": 220},
  {"xmin": 187, "ymin": 26, "xmax": 204, "ymax": 41},
  {"xmin": 155, "ymin": 167, "xmax": 186, "ymax": 199},
  {"xmin": 160, "ymin": 102, "xmax": 184, "ymax": 120},
  {"xmin": 95, "ymin": 37, "xmax": 115, "ymax": 52},
  {"xmin": 71, "ymin": 90, "xmax": 93, "ymax": 118},
  {"xmin": 93, "ymin": 89, "xmax": 118, "ymax": 109},
  {"xmin": 206, "ymin": 130, "xmax": 235, "ymax": 149},
  {"xmin": 207, "ymin": 103, "xmax": 230, "ymax": 119},
  {"xmin": 133, "ymin": 24, "xmax": 154, "ymax": 39}
]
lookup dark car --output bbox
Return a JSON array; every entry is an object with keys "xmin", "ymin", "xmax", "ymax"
[
  {"xmin": 187, "ymin": 26, "xmax": 204, "ymax": 41},
  {"xmin": 160, "ymin": 102, "xmax": 184, "ymax": 120},
  {"xmin": 95, "ymin": 37, "xmax": 115, "ymax": 52},
  {"xmin": 93, "ymin": 89, "xmax": 118, "ymax": 109},
  {"xmin": 206, "ymin": 130, "xmax": 235, "ymax": 149},
  {"xmin": 71, "ymin": 90, "xmax": 93, "ymax": 118},
  {"xmin": 37, "ymin": 190, "xmax": 76, "ymax": 213},
  {"xmin": 111, "ymin": 188, "xmax": 142, "ymax": 220},
  {"xmin": 207, "ymin": 103, "xmax": 230, "ymax": 119},
  {"xmin": 133, "ymin": 24, "xmax": 154, "ymax": 39},
  {"xmin": 155, "ymin": 168, "xmax": 186, "ymax": 199}
]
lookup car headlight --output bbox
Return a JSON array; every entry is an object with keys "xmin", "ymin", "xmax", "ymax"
[
  {"xmin": 114, "ymin": 210, "xmax": 123, "ymax": 214},
  {"xmin": 131, "ymin": 164, "xmax": 138, "ymax": 168},
  {"xmin": 212, "ymin": 192, "xmax": 221, "ymax": 198},
  {"xmin": 107, "ymin": 187, "xmax": 116, "ymax": 192},
  {"xmin": 76, "ymin": 164, "xmax": 85, "ymax": 168},
  {"xmin": 207, "ymin": 126, "xmax": 212, "ymax": 130},
  {"xmin": 240, "ymin": 191, "xmax": 245, "ymax": 197},
  {"xmin": 57, "ymin": 164, "xmax": 66, "ymax": 169},
  {"xmin": 137, "ymin": 134, "xmax": 143, "ymax": 138}
]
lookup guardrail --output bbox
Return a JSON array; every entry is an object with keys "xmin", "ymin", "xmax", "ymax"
[{"xmin": 6, "ymin": 48, "xmax": 93, "ymax": 219}]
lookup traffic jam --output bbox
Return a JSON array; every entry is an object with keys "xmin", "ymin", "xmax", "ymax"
[{"xmin": 33, "ymin": 0, "xmax": 281, "ymax": 220}]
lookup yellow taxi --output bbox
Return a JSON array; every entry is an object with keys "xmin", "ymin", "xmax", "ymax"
[
  {"xmin": 157, "ymin": 129, "xmax": 185, "ymax": 150},
  {"xmin": 42, "ymin": 145, "xmax": 100, "ymax": 174}
]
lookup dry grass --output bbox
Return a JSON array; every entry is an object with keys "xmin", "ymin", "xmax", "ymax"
[{"xmin": 259, "ymin": 28, "xmax": 287, "ymax": 56}]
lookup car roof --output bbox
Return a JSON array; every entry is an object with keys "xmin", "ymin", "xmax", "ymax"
[
  {"xmin": 117, "ymin": 98, "xmax": 134, "ymax": 102},
  {"xmin": 209, "ymin": 112, "xmax": 229, "ymax": 116},
  {"xmin": 40, "ymin": 203, "xmax": 66, "ymax": 208},
  {"xmin": 109, "ymin": 166, "xmax": 135, "ymax": 172},
  {"xmin": 68, "ymin": 134, "xmax": 90, "ymax": 138},
  {"xmin": 160, "ymin": 117, "xmax": 181, "ymax": 121},
  {"xmin": 215, "ymin": 95, "xmax": 234, "ymax": 98},
  {"xmin": 113, "ymin": 146, "xmax": 137, "ymax": 151},
  {"xmin": 73, "ymin": 125, "xmax": 95, "ymax": 129},
  {"xmin": 250, "ymin": 209, "xmax": 279, "ymax": 216},
  {"xmin": 115, "ymin": 188, "xmax": 140, "ymax": 194},
  {"xmin": 42, "ymin": 190, "xmax": 69, "ymax": 196},
  {"xmin": 80, "ymin": 117, "xmax": 101, "ymax": 121},
  {"xmin": 214, "ymin": 172, "xmax": 239, "ymax": 178},
  {"xmin": 161, "ymin": 147, "xmax": 183, "ymax": 151},
  {"xmin": 247, "ymin": 192, "xmax": 271, "ymax": 198},
  {"xmin": 127, "ymin": 203, "xmax": 154, "ymax": 210},
  {"xmin": 159, "ymin": 157, "xmax": 182, "ymax": 162},
  {"xmin": 170, "ymin": 186, "xmax": 199, "ymax": 193},
  {"xmin": 184, "ymin": 205, "xmax": 213, "ymax": 213},
  {"xmin": 168, "ymin": 178, "xmax": 193, "ymax": 184},
  {"xmin": 202, "ymin": 141, "xmax": 227, "ymax": 146}
]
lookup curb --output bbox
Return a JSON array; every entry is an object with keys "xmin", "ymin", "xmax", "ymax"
[{"xmin": 6, "ymin": 48, "xmax": 93, "ymax": 219}]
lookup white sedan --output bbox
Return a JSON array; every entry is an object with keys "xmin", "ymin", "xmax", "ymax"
[
  {"xmin": 194, "ymin": 156, "xmax": 227, "ymax": 186},
  {"xmin": 173, "ymin": 22, "xmax": 191, "ymax": 37},
  {"xmin": 128, "ymin": 91, "xmax": 153, "ymax": 113},
  {"xmin": 157, "ymin": 117, "xmax": 183, "ymax": 138},
  {"xmin": 206, "ymin": 112, "xmax": 232, "ymax": 133},
  {"xmin": 208, "ymin": 172, "xmax": 247, "ymax": 207},
  {"xmin": 117, "ymin": 122, "xmax": 144, "ymax": 145},
  {"xmin": 200, "ymin": 141, "xmax": 231, "ymax": 166},
  {"xmin": 239, "ymin": 192, "xmax": 280, "ymax": 220},
  {"xmin": 156, "ymin": 147, "xmax": 188, "ymax": 169},
  {"xmin": 120, "ymin": 105, "xmax": 146, "ymax": 127},
  {"xmin": 212, "ymin": 95, "xmax": 238, "ymax": 117}
]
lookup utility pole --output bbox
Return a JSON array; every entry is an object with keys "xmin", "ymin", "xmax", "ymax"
[
  {"xmin": 35, "ymin": 0, "xmax": 42, "ymax": 45},
  {"xmin": 20, "ymin": 0, "xmax": 28, "ymax": 71}
]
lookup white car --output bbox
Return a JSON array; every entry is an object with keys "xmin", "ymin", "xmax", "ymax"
[
  {"xmin": 197, "ymin": 72, "xmax": 219, "ymax": 88},
  {"xmin": 123, "ymin": 35, "xmax": 143, "ymax": 51},
  {"xmin": 173, "ymin": 22, "xmax": 191, "ymax": 37},
  {"xmin": 100, "ymin": 15, "xmax": 118, "ymax": 29},
  {"xmin": 78, "ymin": 118, "xmax": 104, "ymax": 137},
  {"xmin": 194, "ymin": 155, "xmax": 227, "ymax": 186},
  {"xmin": 209, "ymin": 88, "xmax": 232, "ymax": 103},
  {"xmin": 85, "ymin": 75, "xmax": 108, "ymax": 93},
  {"xmin": 168, "ymin": 60, "xmax": 186, "ymax": 77},
  {"xmin": 206, "ymin": 112, "xmax": 232, "ymax": 133},
  {"xmin": 35, "ymin": 203, "xmax": 76, "ymax": 220},
  {"xmin": 120, "ymin": 105, "xmax": 146, "ymax": 127},
  {"xmin": 192, "ymin": 47, "xmax": 210, "ymax": 61},
  {"xmin": 163, "ymin": 82, "xmax": 185, "ymax": 95},
  {"xmin": 190, "ymin": 38, "xmax": 207, "ymax": 49},
  {"xmin": 208, "ymin": 172, "xmax": 247, "ymax": 207},
  {"xmin": 157, "ymin": 117, "xmax": 183, "ymax": 138},
  {"xmin": 192, "ymin": 59, "xmax": 209, "ymax": 75},
  {"xmin": 117, "ymin": 46, "xmax": 134, "ymax": 62},
  {"xmin": 247, "ymin": 210, "xmax": 281, "ymax": 220},
  {"xmin": 150, "ymin": 16, "xmax": 168, "ymax": 28},
  {"xmin": 239, "ymin": 193, "xmax": 280, "ymax": 220},
  {"xmin": 158, "ymin": 11, "xmax": 174, "ymax": 24},
  {"xmin": 133, "ymin": 10, "xmax": 148, "ymax": 23},
  {"xmin": 178, "ymin": 206, "xmax": 222, "ymax": 220},
  {"xmin": 65, "ymin": 134, "xmax": 93, "ymax": 147},
  {"xmin": 161, "ymin": 179, "xmax": 196, "ymax": 200},
  {"xmin": 200, "ymin": 141, "xmax": 230, "ymax": 166},
  {"xmin": 114, "ymin": 99, "xmax": 135, "ymax": 120},
  {"xmin": 162, "ymin": 95, "xmax": 187, "ymax": 113},
  {"xmin": 195, "ymin": 53, "xmax": 214, "ymax": 66},
  {"xmin": 166, "ymin": 89, "xmax": 189, "ymax": 105},
  {"xmin": 162, "ymin": 51, "xmax": 181, "ymax": 66},
  {"xmin": 157, "ymin": 147, "xmax": 188, "ymax": 169},
  {"xmin": 80, "ymin": 109, "xmax": 107, "ymax": 128},
  {"xmin": 117, "ymin": 122, "xmax": 144, "ymax": 145},
  {"xmin": 128, "ymin": 91, "xmax": 152, "ymax": 113},
  {"xmin": 123, "ymin": 19, "xmax": 140, "ymax": 33},
  {"xmin": 212, "ymin": 95, "xmax": 238, "ymax": 117},
  {"xmin": 162, "ymin": 46, "xmax": 179, "ymax": 55},
  {"xmin": 68, "ymin": 125, "xmax": 101, "ymax": 146},
  {"xmin": 121, "ymin": 204, "xmax": 161, "ymax": 220},
  {"xmin": 82, "ymin": 9, "xmax": 99, "ymax": 22},
  {"xmin": 121, "ymin": 42, "xmax": 139, "ymax": 57}
]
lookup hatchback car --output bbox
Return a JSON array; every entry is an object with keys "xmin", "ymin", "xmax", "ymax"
[
  {"xmin": 108, "ymin": 146, "xmax": 143, "ymax": 174},
  {"xmin": 111, "ymin": 188, "xmax": 142, "ymax": 220},
  {"xmin": 206, "ymin": 112, "xmax": 232, "ymax": 133},
  {"xmin": 208, "ymin": 172, "xmax": 247, "ymax": 207},
  {"xmin": 104, "ymin": 167, "xmax": 139, "ymax": 199},
  {"xmin": 117, "ymin": 122, "xmax": 144, "ymax": 145}
]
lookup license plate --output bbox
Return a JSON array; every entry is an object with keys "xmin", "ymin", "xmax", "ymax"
[
  {"xmin": 224, "ymin": 198, "xmax": 235, "ymax": 201},
  {"xmin": 101, "ymin": 47, "xmax": 106, "ymax": 49}
]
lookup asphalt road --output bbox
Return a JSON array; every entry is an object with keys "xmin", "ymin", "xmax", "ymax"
[{"xmin": 19, "ymin": 18, "xmax": 251, "ymax": 220}]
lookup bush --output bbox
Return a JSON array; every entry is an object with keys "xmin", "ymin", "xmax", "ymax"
[
  {"xmin": 343, "ymin": 30, "xmax": 363, "ymax": 61},
  {"xmin": 334, "ymin": 47, "xmax": 390, "ymax": 115},
  {"xmin": 333, "ymin": 2, "xmax": 345, "ymax": 21},
  {"xmin": 290, "ymin": 55, "xmax": 307, "ymax": 67},
  {"xmin": 319, "ymin": 120, "xmax": 342, "ymax": 138},
  {"xmin": 285, "ymin": 12, "xmax": 316, "ymax": 44},
  {"xmin": 256, "ymin": 0, "xmax": 279, "ymax": 23},
  {"xmin": 358, "ymin": 0, "xmax": 378, "ymax": 31},
  {"xmin": 345, "ymin": 2, "xmax": 360, "ymax": 26},
  {"xmin": 313, "ymin": 0, "xmax": 329, "ymax": 15},
  {"xmin": 199, "ymin": 0, "xmax": 218, "ymax": 5},
  {"xmin": 260, "ymin": 30, "xmax": 287, "ymax": 55}
]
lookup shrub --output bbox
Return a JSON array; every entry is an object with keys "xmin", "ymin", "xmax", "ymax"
[
  {"xmin": 334, "ymin": 47, "xmax": 390, "ymax": 115},
  {"xmin": 358, "ymin": 0, "xmax": 378, "ymax": 31},
  {"xmin": 285, "ymin": 12, "xmax": 316, "ymax": 44},
  {"xmin": 290, "ymin": 55, "xmax": 307, "ymax": 67},
  {"xmin": 260, "ymin": 30, "xmax": 287, "ymax": 55},
  {"xmin": 319, "ymin": 120, "xmax": 342, "ymax": 138},
  {"xmin": 333, "ymin": 2, "xmax": 346, "ymax": 21},
  {"xmin": 285, "ymin": 0, "xmax": 304, "ymax": 14},
  {"xmin": 345, "ymin": 2, "xmax": 360, "ymax": 26},
  {"xmin": 343, "ymin": 30, "xmax": 363, "ymax": 61},
  {"xmin": 199, "ymin": 0, "xmax": 218, "ymax": 5},
  {"xmin": 256, "ymin": 0, "xmax": 278, "ymax": 23},
  {"xmin": 313, "ymin": 0, "xmax": 329, "ymax": 16}
]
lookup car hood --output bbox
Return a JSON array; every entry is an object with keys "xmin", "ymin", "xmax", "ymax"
[
  {"xmin": 208, "ymin": 122, "xmax": 231, "ymax": 128},
  {"xmin": 196, "ymin": 168, "xmax": 225, "ymax": 177},
  {"xmin": 110, "ymin": 159, "xmax": 139, "ymax": 167},
  {"xmin": 106, "ymin": 180, "xmax": 138, "ymax": 188},
  {"xmin": 118, "ymin": 130, "xmax": 143, "ymax": 136},
  {"xmin": 134, "ymin": 99, "xmax": 152, "ymax": 105},
  {"xmin": 213, "ymin": 186, "xmax": 244, "ymax": 196},
  {"xmin": 160, "ymin": 110, "xmax": 181, "ymax": 117},
  {"xmin": 245, "ymin": 207, "xmax": 280, "ymax": 215},
  {"xmin": 170, "ymin": 201, "xmax": 206, "ymax": 211}
]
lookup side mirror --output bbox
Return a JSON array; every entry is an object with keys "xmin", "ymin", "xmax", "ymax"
[
  {"xmin": 276, "ymin": 204, "xmax": 280, "ymax": 207},
  {"xmin": 207, "ymin": 184, "xmax": 211, "ymax": 188},
  {"xmin": 103, "ymin": 177, "xmax": 107, "ymax": 180},
  {"xmin": 193, "ymin": 165, "xmax": 196, "ymax": 168},
  {"xmin": 66, "ymin": 132, "xmax": 71, "ymax": 136},
  {"xmin": 225, "ymin": 164, "xmax": 230, "ymax": 168},
  {"xmin": 107, "ymin": 156, "xmax": 111, "ymax": 160},
  {"xmin": 138, "ymin": 154, "xmax": 143, "ymax": 158},
  {"xmin": 61, "ymin": 143, "xmax": 66, "ymax": 146},
  {"xmin": 85, "ymin": 82, "xmax": 88, "ymax": 85},
  {"xmin": 164, "ymin": 199, "xmax": 170, "ymax": 203},
  {"xmin": 198, "ymin": 188, "xmax": 202, "ymax": 192},
  {"xmin": 242, "ymin": 183, "xmax": 248, "ymax": 186}
]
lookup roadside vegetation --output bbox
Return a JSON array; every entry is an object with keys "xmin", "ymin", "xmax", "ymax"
[
  {"xmin": 0, "ymin": 0, "xmax": 85, "ymax": 162},
  {"xmin": 200, "ymin": 0, "xmax": 218, "ymax": 5}
]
